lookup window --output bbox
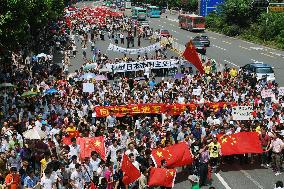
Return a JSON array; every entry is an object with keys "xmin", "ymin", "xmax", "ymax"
[
  {"xmin": 194, "ymin": 17, "xmax": 204, "ymax": 24},
  {"xmin": 255, "ymin": 67, "xmax": 274, "ymax": 74}
]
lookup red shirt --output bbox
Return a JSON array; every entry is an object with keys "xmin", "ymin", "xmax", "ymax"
[{"xmin": 5, "ymin": 173, "xmax": 20, "ymax": 189}]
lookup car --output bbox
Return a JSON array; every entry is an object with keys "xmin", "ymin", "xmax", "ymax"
[
  {"xmin": 192, "ymin": 35, "xmax": 210, "ymax": 47},
  {"xmin": 160, "ymin": 29, "xmax": 171, "ymax": 37},
  {"xmin": 119, "ymin": 7, "xmax": 125, "ymax": 11},
  {"xmin": 241, "ymin": 63, "xmax": 275, "ymax": 81},
  {"xmin": 186, "ymin": 41, "xmax": 206, "ymax": 55}
]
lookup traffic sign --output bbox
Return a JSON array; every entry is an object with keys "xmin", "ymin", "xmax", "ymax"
[{"xmin": 199, "ymin": 0, "xmax": 224, "ymax": 16}]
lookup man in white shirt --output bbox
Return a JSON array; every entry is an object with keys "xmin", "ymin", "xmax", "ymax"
[
  {"xmin": 40, "ymin": 169, "xmax": 56, "ymax": 189},
  {"xmin": 106, "ymin": 111, "xmax": 117, "ymax": 128},
  {"xmin": 125, "ymin": 143, "xmax": 139, "ymax": 160},
  {"xmin": 82, "ymin": 157, "xmax": 93, "ymax": 186},
  {"xmin": 70, "ymin": 163, "xmax": 84, "ymax": 189},
  {"xmin": 106, "ymin": 139, "xmax": 121, "ymax": 163},
  {"xmin": 90, "ymin": 151, "xmax": 101, "ymax": 173},
  {"xmin": 69, "ymin": 138, "xmax": 80, "ymax": 158},
  {"xmin": 267, "ymin": 134, "xmax": 284, "ymax": 176}
]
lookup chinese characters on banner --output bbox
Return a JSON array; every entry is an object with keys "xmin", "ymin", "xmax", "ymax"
[
  {"xmin": 232, "ymin": 106, "xmax": 254, "ymax": 120},
  {"xmin": 94, "ymin": 102, "xmax": 236, "ymax": 117},
  {"xmin": 105, "ymin": 59, "xmax": 179, "ymax": 73},
  {"xmin": 107, "ymin": 42, "xmax": 161, "ymax": 55}
]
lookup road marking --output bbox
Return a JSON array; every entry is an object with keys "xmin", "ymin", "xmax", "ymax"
[
  {"xmin": 171, "ymin": 30, "xmax": 177, "ymax": 33},
  {"xmin": 163, "ymin": 21, "xmax": 166, "ymax": 24},
  {"xmin": 240, "ymin": 170, "xmax": 265, "ymax": 189},
  {"xmin": 250, "ymin": 47, "xmax": 263, "ymax": 50},
  {"xmin": 270, "ymin": 51, "xmax": 284, "ymax": 57},
  {"xmin": 250, "ymin": 59, "xmax": 262, "ymax": 63},
  {"xmin": 215, "ymin": 173, "xmax": 232, "ymax": 189},
  {"xmin": 222, "ymin": 40, "xmax": 232, "ymax": 45},
  {"xmin": 239, "ymin": 46, "xmax": 251, "ymax": 51},
  {"xmin": 210, "ymin": 37, "xmax": 217, "ymax": 40},
  {"xmin": 260, "ymin": 52, "xmax": 275, "ymax": 58},
  {"xmin": 213, "ymin": 45, "xmax": 226, "ymax": 51},
  {"xmin": 224, "ymin": 59, "xmax": 239, "ymax": 67}
]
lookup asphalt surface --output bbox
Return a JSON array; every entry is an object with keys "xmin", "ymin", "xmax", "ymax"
[
  {"xmin": 151, "ymin": 13, "xmax": 284, "ymax": 85},
  {"xmin": 69, "ymin": 1, "xmax": 284, "ymax": 189}
]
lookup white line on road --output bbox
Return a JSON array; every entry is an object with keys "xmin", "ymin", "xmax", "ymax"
[
  {"xmin": 240, "ymin": 170, "xmax": 265, "ymax": 189},
  {"xmin": 224, "ymin": 59, "xmax": 239, "ymax": 67},
  {"xmin": 215, "ymin": 173, "xmax": 232, "ymax": 189},
  {"xmin": 239, "ymin": 46, "xmax": 251, "ymax": 51},
  {"xmin": 213, "ymin": 45, "xmax": 227, "ymax": 51},
  {"xmin": 260, "ymin": 52, "xmax": 275, "ymax": 58},
  {"xmin": 250, "ymin": 47, "xmax": 263, "ymax": 50},
  {"xmin": 269, "ymin": 51, "xmax": 284, "ymax": 57},
  {"xmin": 163, "ymin": 21, "xmax": 166, "ymax": 24},
  {"xmin": 222, "ymin": 40, "xmax": 232, "ymax": 45}
]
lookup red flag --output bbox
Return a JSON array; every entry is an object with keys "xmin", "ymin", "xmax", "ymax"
[
  {"xmin": 121, "ymin": 154, "xmax": 141, "ymax": 185},
  {"xmin": 77, "ymin": 136, "xmax": 106, "ymax": 161},
  {"xmin": 62, "ymin": 136, "xmax": 72, "ymax": 145},
  {"xmin": 182, "ymin": 40, "xmax": 204, "ymax": 74},
  {"xmin": 68, "ymin": 130, "xmax": 80, "ymax": 138},
  {"xmin": 151, "ymin": 142, "xmax": 193, "ymax": 168},
  {"xmin": 217, "ymin": 132, "xmax": 263, "ymax": 156},
  {"xmin": 148, "ymin": 168, "xmax": 176, "ymax": 188}
]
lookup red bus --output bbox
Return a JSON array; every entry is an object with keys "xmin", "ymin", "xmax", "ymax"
[{"xmin": 178, "ymin": 14, "xmax": 205, "ymax": 32}]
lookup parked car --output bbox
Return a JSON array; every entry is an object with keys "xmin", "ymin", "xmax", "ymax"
[
  {"xmin": 241, "ymin": 63, "xmax": 275, "ymax": 81},
  {"xmin": 192, "ymin": 35, "xmax": 210, "ymax": 47}
]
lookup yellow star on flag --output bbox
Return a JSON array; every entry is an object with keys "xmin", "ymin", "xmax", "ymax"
[
  {"xmin": 94, "ymin": 140, "xmax": 101, "ymax": 147},
  {"xmin": 156, "ymin": 151, "xmax": 163, "ymax": 158},
  {"xmin": 221, "ymin": 137, "xmax": 227, "ymax": 143}
]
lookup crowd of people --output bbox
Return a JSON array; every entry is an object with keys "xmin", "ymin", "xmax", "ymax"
[{"xmin": 0, "ymin": 3, "xmax": 283, "ymax": 189}]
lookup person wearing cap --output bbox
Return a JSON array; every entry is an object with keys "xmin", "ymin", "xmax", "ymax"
[{"xmin": 4, "ymin": 167, "xmax": 20, "ymax": 189}]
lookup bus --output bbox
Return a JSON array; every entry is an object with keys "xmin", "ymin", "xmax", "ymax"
[
  {"xmin": 178, "ymin": 14, "xmax": 205, "ymax": 32},
  {"xmin": 132, "ymin": 7, "xmax": 147, "ymax": 21},
  {"xmin": 146, "ymin": 6, "xmax": 161, "ymax": 18}
]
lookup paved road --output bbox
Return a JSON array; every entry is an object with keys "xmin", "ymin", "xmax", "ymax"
[
  {"xmin": 70, "ymin": 1, "xmax": 284, "ymax": 189},
  {"xmin": 149, "ymin": 13, "xmax": 284, "ymax": 85}
]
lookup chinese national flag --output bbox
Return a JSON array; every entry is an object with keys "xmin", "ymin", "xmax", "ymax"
[
  {"xmin": 182, "ymin": 40, "xmax": 204, "ymax": 74},
  {"xmin": 77, "ymin": 136, "xmax": 106, "ymax": 161},
  {"xmin": 151, "ymin": 142, "xmax": 193, "ymax": 168},
  {"xmin": 217, "ymin": 132, "xmax": 263, "ymax": 156},
  {"xmin": 121, "ymin": 154, "xmax": 141, "ymax": 185},
  {"xmin": 148, "ymin": 168, "xmax": 176, "ymax": 188},
  {"xmin": 68, "ymin": 130, "xmax": 80, "ymax": 138}
]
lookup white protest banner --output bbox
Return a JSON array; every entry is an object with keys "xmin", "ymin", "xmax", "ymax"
[
  {"xmin": 278, "ymin": 87, "xmax": 284, "ymax": 96},
  {"xmin": 105, "ymin": 59, "xmax": 179, "ymax": 73},
  {"xmin": 232, "ymin": 106, "xmax": 254, "ymax": 120},
  {"xmin": 192, "ymin": 88, "xmax": 202, "ymax": 96},
  {"xmin": 261, "ymin": 89, "xmax": 275, "ymax": 98},
  {"xmin": 83, "ymin": 83, "xmax": 94, "ymax": 93},
  {"xmin": 107, "ymin": 42, "xmax": 161, "ymax": 55}
]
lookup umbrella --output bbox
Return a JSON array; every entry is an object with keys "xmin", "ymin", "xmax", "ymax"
[
  {"xmin": 94, "ymin": 75, "xmax": 108, "ymax": 81},
  {"xmin": 173, "ymin": 73, "xmax": 185, "ymax": 79},
  {"xmin": 0, "ymin": 83, "xmax": 14, "ymax": 88},
  {"xmin": 80, "ymin": 73, "xmax": 96, "ymax": 80},
  {"xmin": 21, "ymin": 91, "xmax": 38, "ymax": 97},
  {"xmin": 23, "ymin": 128, "xmax": 47, "ymax": 140},
  {"xmin": 45, "ymin": 88, "xmax": 58, "ymax": 94},
  {"xmin": 83, "ymin": 63, "xmax": 97, "ymax": 71},
  {"xmin": 36, "ymin": 53, "xmax": 47, "ymax": 58}
]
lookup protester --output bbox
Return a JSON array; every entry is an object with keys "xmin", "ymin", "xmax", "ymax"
[{"xmin": 1, "ymin": 3, "xmax": 284, "ymax": 189}]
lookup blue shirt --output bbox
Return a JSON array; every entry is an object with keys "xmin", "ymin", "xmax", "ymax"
[{"xmin": 24, "ymin": 176, "xmax": 39, "ymax": 188}]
